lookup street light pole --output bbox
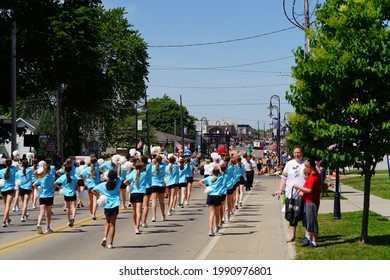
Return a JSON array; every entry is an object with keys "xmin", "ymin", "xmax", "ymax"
[
  {"xmin": 268, "ymin": 95, "xmax": 281, "ymax": 165},
  {"xmin": 257, "ymin": 121, "xmax": 260, "ymax": 139},
  {"xmin": 200, "ymin": 116, "xmax": 207, "ymax": 156}
]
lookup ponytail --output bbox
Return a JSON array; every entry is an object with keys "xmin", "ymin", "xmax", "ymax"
[
  {"xmin": 90, "ymin": 158, "xmax": 97, "ymax": 179},
  {"xmin": 22, "ymin": 159, "xmax": 28, "ymax": 176},
  {"xmin": 154, "ymin": 156, "xmax": 162, "ymax": 175},
  {"xmin": 65, "ymin": 165, "xmax": 72, "ymax": 184},
  {"xmin": 134, "ymin": 163, "xmax": 144, "ymax": 185},
  {"xmin": 4, "ymin": 159, "xmax": 12, "ymax": 180},
  {"xmin": 106, "ymin": 170, "xmax": 117, "ymax": 191}
]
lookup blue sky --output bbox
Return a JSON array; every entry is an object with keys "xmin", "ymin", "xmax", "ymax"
[{"xmin": 102, "ymin": 0, "xmax": 323, "ymax": 129}]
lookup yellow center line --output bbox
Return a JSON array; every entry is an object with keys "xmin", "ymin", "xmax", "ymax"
[{"xmin": 0, "ymin": 208, "xmax": 132, "ymax": 254}]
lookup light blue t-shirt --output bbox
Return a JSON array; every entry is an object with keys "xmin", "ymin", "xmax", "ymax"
[
  {"xmin": 225, "ymin": 164, "xmax": 235, "ymax": 190},
  {"xmin": 165, "ymin": 163, "xmax": 179, "ymax": 187},
  {"xmin": 93, "ymin": 178, "xmax": 122, "ymax": 209},
  {"xmin": 145, "ymin": 162, "xmax": 152, "ymax": 189},
  {"xmin": 16, "ymin": 167, "xmax": 33, "ymax": 190},
  {"xmin": 186, "ymin": 163, "xmax": 194, "ymax": 178},
  {"xmin": 203, "ymin": 175, "xmax": 225, "ymax": 196},
  {"xmin": 178, "ymin": 165, "xmax": 188, "ymax": 184},
  {"xmin": 126, "ymin": 169, "xmax": 147, "ymax": 194},
  {"xmin": 81, "ymin": 164, "xmax": 100, "ymax": 189},
  {"xmin": 0, "ymin": 166, "xmax": 16, "ymax": 192},
  {"xmin": 100, "ymin": 160, "xmax": 117, "ymax": 173},
  {"xmin": 34, "ymin": 174, "xmax": 55, "ymax": 198},
  {"xmin": 151, "ymin": 162, "xmax": 166, "ymax": 187},
  {"xmin": 55, "ymin": 174, "xmax": 77, "ymax": 197}
]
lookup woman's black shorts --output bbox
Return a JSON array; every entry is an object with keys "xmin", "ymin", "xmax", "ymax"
[
  {"xmin": 186, "ymin": 177, "xmax": 194, "ymax": 183},
  {"xmin": 77, "ymin": 179, "xmax": 85, "ymax": 187},
  {"xmin": 120, "ymin": 182, "xmax": 127, "ymax": 190},
  {"xmin": 104, "ymin": 206, "xmax": 119, "ymax": 217},
  {"xmin": 64, "ymin": 194, "xmax": 77, "ymax": 202},
  {"xmin": 207, "ymin": 195, "xmax": 222, "ymax": 206},
  {"xmin": 19, "ymin": 188, "xmax": 32, "ymax": 196},
  {"xmin": 151, "ymin": 186, "xmax": 165, "ymax": 193},
  {"xmin": 166, "ymin": 184, "xmax": 178, "ymax": 189},
  {"xmin": 226, "ymin": 188, "xmax": 234, "ymax": 195},
  {"xmin": 130, "ymin": 193, "xmax": 145, "ymax": 203},
  {"xmin": 39, "ymin": 197, "xmax": 54, "ymax": 206},
  {"xmin": 1, "ymin": 190, "xmax": 15, "ymax": 197}
]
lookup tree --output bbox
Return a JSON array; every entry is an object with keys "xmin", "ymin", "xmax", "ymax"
[
  {"xmin": 148, "ymin": 94, "xmax": 196, "ymax": 139},
  {"xmin": 286, "ymin": 0, "xmax": 390, "ymax": 243},
  {"xmin": 0, "ymin": 1, "xmax": 149, "ymax": 157}
]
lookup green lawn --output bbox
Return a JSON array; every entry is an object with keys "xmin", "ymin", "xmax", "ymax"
[
  {"xmin": 294, "ymin": 211, "xmax": 390, "ymax": 260},
  {"xmin": 341, "ymin": 170, "xmax": 390, "ymax": 199}
]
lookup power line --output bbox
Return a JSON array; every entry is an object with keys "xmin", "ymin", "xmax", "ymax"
[
  {"xmin": 148, "ymin": 26, "xmax": 297, "ymax": 48},
  {"xmin": 147, "ymin": 83, "xmax": 291, "ymax": 89}
]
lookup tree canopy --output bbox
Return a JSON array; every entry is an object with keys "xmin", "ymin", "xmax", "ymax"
[
  {"xmin": 286, "ymin": 0, "xmax": 390, "ymax": 243},
  {"xmin": 0, "ymin": 0, "xmax": 149, "ymax": 156}
]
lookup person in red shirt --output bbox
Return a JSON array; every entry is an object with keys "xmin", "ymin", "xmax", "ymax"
[{"xmin": 293, "ymin": 159, "xmax": 322, "ymax": 247}]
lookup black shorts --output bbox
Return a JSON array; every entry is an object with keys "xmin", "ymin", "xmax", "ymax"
[
  {"xmin": 64, "ymin": 194, "xmax": 77, "ymax": 202},
  {"xmin": 88, "ymin": 187, "xmax": 94, "ymax": 193},
  {"xmin": 186, "ymin": 177, "xmax": 193, "ymax": 183},
  {"xmin": 220, "ymin": 194, "xmax": 226, "ymax": 202},
  {"xmin": 234, "ymin": 181, "xmax": 240, "ymax": 189},
  {"xmin": 77, "ymin": 179, "xmax": 85, "ymax": 187},
  {"xmin": 120, "ymin": 182, "xmax": 127, "ymax": 190},
  {"xmin": 151, "ymin": 186, "xmax": 165, "ymax": 193},
  {"xmin": 207, "ymin": 195, "xmax": 222, "ymax": 207},
  {"xmin": 40, "ymin": 197, "xmax": 54, "ymax": 206},
  {"xmin": 178, "ymin": 183, "xmax": 187, "ymax": 189},
  {"xmin": 145, "ymin": 188, "xmax": 152, "ymax": 196},
  {"xmin": 19, "ymin": 188, "xmax": 32, "ymax": 196},
  {"xmin": 239, "ymin": 176, "xmax": 245, "ymax": 184},
  {"xmin": 130, "ymin": 193, "xmax": 145, "ymax": 203},
  {"xmin": 1, "ymin": 190, "xmax": 15, "ymax": 197},
  {"xmin": 166, "ymin": 184, "xmax": 178, "ymax": 189},
  {"xmin": 226, "ymin": 188, "xmax": 234, "ymax": 195},
  {"xmin": 104, "ymin": 206, "xmax": 119, "ymax": 217}
]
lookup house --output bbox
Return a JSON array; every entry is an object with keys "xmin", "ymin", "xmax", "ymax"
[{"xmin": 0, "ymin": 117, "xmax": 38, "ymax": 158}]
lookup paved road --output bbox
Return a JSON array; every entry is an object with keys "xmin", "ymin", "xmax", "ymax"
[{"xmin": 0, "ymin": 153, "xmax": 292, "ymax": 260}]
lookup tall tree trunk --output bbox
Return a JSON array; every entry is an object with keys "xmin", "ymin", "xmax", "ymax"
[{"xmin": 360, "ymin": 160, "xmax": 373, "ymax": 243}]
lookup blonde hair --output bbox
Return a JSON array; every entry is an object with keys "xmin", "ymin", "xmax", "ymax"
[
  {"xmin": 211, "ymin": 167, "xmax": 220, "ymax": 183},
  {"xmin": 90, "ymin": 157, "xmax": 97, "ymax": 178},
  {"xmin": 154, "ymin": 155, "xmax": 162, "ymax": 175},
  {"xmin": 134, "ymin": 163, "xmax": 144, "ymax": 185}
]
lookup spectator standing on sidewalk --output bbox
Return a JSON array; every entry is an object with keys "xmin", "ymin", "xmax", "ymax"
[
  {"xmin": 243, "ymin": 154, "xmax": 255, "ymax": 191},
  {"xmin": 293, "ymin": 159, "xmax": 322, "ymax": 247},
  {"xmin": 276, "ymin": 146, "xmax": 306, "ymax": 242}
]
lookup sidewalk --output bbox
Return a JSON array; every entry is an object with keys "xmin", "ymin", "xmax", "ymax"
[{"xmin": 319, "ymin": 177, "xmax": 390, "ymax": 219}]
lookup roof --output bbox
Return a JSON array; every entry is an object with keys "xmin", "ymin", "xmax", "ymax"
[{"xmin": 154, "ymin": 131, "xmax": 195, "ymax": 144}]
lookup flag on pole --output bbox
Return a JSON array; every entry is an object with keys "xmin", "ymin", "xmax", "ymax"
[
  {"xmin": 175, "ymin": 141, "xmax": 182, "ymax": 151},
  {"xmin": 137, "ymin": 139, "xmax": 143, "ymax": 149}
]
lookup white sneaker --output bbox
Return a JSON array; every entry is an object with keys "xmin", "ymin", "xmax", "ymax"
[
  {"xmin": 107, "ymin": 244, "xmax": 114, "ymax": 249},
  {"xmin": 167, "ymin": 211, "xmax": 172, "ymax": 216},
  {"xmin": 162, "ymin": 216, "xmax": 166, "ymax": 221},
  {"xmin": 36, "ymin": 225, "xmax": 43, "ymax": 234},
  {"xmin": 135, "ymin": 229, "xmax": 141, "ymax": 234},
  {"xmin": 208, "ymin": 231, "xmax": 214, "ymax": 236},
  {"xmin": 171, "ymin": 207, "xmax": 176, "ymax": 212},
  {"xmin": 185, "ymin": 201, "xmax": 189, "ymax": 205},
  {"xmin": 101, "ymin": 237, "xmax": 107, "ymax": 247},
  {"xmin": 21, "ymin": 217, "xmax": 26, "ymax": 222},
  {"xmin": 141, "ymin": 222, "xmax": 148, "ymax": 228},
  {"xmin": 45, "ymin": 228, "xmax": 54, "ymax": 234}
]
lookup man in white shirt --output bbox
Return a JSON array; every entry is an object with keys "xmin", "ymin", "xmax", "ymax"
[{"xmin": 242, "ymin": 155, "xmax": 256, "ymax": 191}]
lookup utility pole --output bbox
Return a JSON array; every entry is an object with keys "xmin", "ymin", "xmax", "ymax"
[
  {"xmin": 180, "ymin": 95, "xmax": 184, "ymax": 153},
  {"xmin": 56, "ymin": 87, "xmax": 63, "ymax": 162},
  {"xmin": 304, "ymin": 0, "xmax": 310, "ymax": 53},
  {"xmin": 11, "ymin": 21, "xmax": 17, "ymax": 153},
  {"xmin": 145, "ymin": 93, "xmax": 151, "ymax": 156}
]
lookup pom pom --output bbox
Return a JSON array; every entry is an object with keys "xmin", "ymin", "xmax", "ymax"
[
  {"xmin": 129, "ymin": 148, "xmax": 136, "ymax": 157},
  {"xmin": 121, "ymin": 161, "xmax": 131, "ymax": 171},
  {"xmin": 15, "ymin": 179, "xmax": 22, "ymax": 188},
  {"xmin": 210, "ymin": 152, "xmax": 221, "ymax": 162},
  {"xmin": 12, "ymin": 150, "xmax": 19, "ymax": 157},
  {"xmin": 98, "ymin": 158, "xmax": 104, "ymax": 166},
  {"xmin": 0, "ymin": 179, "xmax": 4, "ymax": 188},
  {"xmin": 204, "ymin": 186, "xmax": 213, "ymax": 194},
  {"xmin": 126, "ymin": 185, "xmax": 131, "ymax": 193},
  {"xmin": 102, "ymin": 171, "xmax": 108, "ymax": 181},
  {"xmin": 34, "ymin": 186, "xmax": 42, "ymax": 198},
  {"xmin": 97, "ymin": 194, "xmax": 107, "ymax": 207},
  {"xmin": 59, "ymin": 188, "xmax": 64, "ymax": 195},
  {"xmin": 119, "ymin": 156, "xmax": 127, "ymax": 165},
  {"xmin": 26, "ymin": 152, "xmax": 34, "ymax": 160},
  {"xmin": 38, "ymin": 161, "xmax": 45, "ymax": 168},
  {"xmin": 111, "ymin": 154, "xmax": 120, "ymax": 164}
]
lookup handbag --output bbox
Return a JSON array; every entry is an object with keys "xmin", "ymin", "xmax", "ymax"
[{"xmin": 284, "ymin": 189, "xmax": 304, "ymax": 224}]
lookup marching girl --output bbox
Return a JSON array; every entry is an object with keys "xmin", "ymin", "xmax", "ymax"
[
  {"xmin": 184, "ymin": 157, "xmax": 195, "ymax": 205},
  {"xmin": 11, "ymin": 151, "xmax": 21, "ymax": 212},
  {"xmin": 177, "ymin": 158, "xmax": 188, "ymax": 208},
  {"xmin": 99, "ymin": 153, "xmax": 119, "ymax": 181},
  {"xmin": 80, "ymin": 157, "xmax": 100, "ymax": 220},
  {"xmin": 92, "ymin": 170, "xmax": 122, "ymax": 248},
  {"xmin": 150, "ymin": 155, "xmax": 167, "ymax": 222},
  {"xmin": 74, "ymin": 160, "xmax": 87, "ymax": 208},
  {"xmin": 15, "ymin": 159, "xmax": 33, "ymax": 222},
  {"xmin": 234, "ymin": 156, "xmax": 245, "ymax": 208},
  {"xmin": 124, "ymin": 163, "xmax": 147, "ymax": 234},
  {"xmin": 0, "ymin": 158, "xmax": 16, "ymax": 227},
  {"xmin": 199, "ymin": 167, "xmax": 225, "ymax": 236},
  {"xmin": 165, "ymin": 156, "xmax": 179, "ymax": 216},
  {"xmin": 33, "ymin": 159, "xmax": 56, "ymax": 234},
  {"xmin": 224, "ymin": 158, "xmax": 236, "ymax": 223},
  {"xmin": 140, "ymin": 155, "xmax": 152, "ymax": 227},
  {"xmin": 117, "ymin": 156, "xmax": 132, "ymax": 209},
  {"xmin": 55, "ymin": 165, "xmax": 78, "ymax": 227},
  {"xmin": 30, "ymin": 158, "xmax": 40, "ymax": 209}
]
